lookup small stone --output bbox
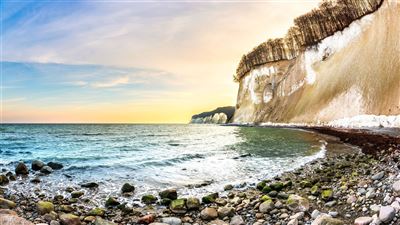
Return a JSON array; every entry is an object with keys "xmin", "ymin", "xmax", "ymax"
[
  {"xmin": 393, "ymin": 180, "xmax": 400, "ymax": 193},
  {"xmin": 121, "ymin": 183, "xmax": 135, "ymax": 193},
  {"xmin": 370, "ymin": 204, "xmax": 381, "ymax": 212},
  {"xmin": 287, "ymin": 195, "xmax": 309, "ymax": 212},
  {"xmin": 259, "ymin": 200, "xmax": 274, "ymax": 213},
  {"xmin": 141, "ymin": 195, "xmax": 157, "ymax": 204},
  {"xmin": 321, "ymin": 189, "xmax": 333, "ymax": 201},
  {"xmin": 160, "ymin": 217, "xmax": 182, "ymax": 225},
  {"xmin": 47, "ymin": 162, "xmax": 63, "ymax": 170},
  {"xmin": 200, "ymin": 207, "xmax": 218, "ymax": 220},
  {"xmin": 354, "ymin": 217, "xmax": 373, "ymax": 225},
  {"xmin": 94, "ymin": 217, "xmax": 117, "ymax": 225},
  {"xmin": 105, "ymin": 197, "xmax": 120, "ymax": 208},
  {"xmin": 202, "ymin": 193, "xmax": 218, "ymax": 204},
  {"xmin": 229, "ymin": 215, "xmax": 244, "ymax": 225},
  {"xmin": 0, "ymin": 175, "xmax": 9, "ymax": 186},
  {"xmin": 71, "ymin": 191, "xmax": 84, "ymax": 198},
  {"xmin": 80, "ymin": 182, "xmax": 98, "ymax": 188},
  {"xmin": 311, "ymin": 215, "xmax": 343, "ymax": 225},
  {"xmin": 224, "ymin": 184, "xmax": 234, "ymax": 191},
  {"xmin": 15, "ymin": 162, "xmax": 29, "ymax": 175},
  {"xmin": 30, "ymin": 176, "xmax": 41, "ymax": 183},
  {"xmin": 287, "ymin": 218, "xmax": 298, "ymax": 225},
  {"xmin": 138, "ymin": 214, "xmax": 155, "ymax": 224},
  {"xmin": 311, "ymin": 210, "xmax": 321, "ymax": 219},
  {"xmin": 59, "ymin": 213, "xmax": 81, "ymax": 225},
  {"xmin": 379, "ymin": 206, "xmax": 395, "ymax": 223},
  {"xmin": 40, "ymin": 166, "xmax": 53, "ymax": 174},
  {"xmin": 88, "ymin": 208, "xmax": 105, "ymax": 216},
  {"xmin": 371, "ymin": 171, "xmax": 384, "ymax": 180},
  {"xmin": 36, "ymin": 201, "xmax": 54, "ymax": 215},
  {"xmin": 186, "ymin": 197, "xmax": 200, "ymax": 210},
  {"xmin": 324, "ymin": 200, "xmax": 336, "ymax": 207},
  {"xmin": 31, "ymin": 160, "xmax": 45, "ymax": 171},
  {"xmin": 159, "ymin": 189, "xmax": 177, "ymax": 200},
  {"xmin": 217, "ymin": 206, "xmax": 235, "ymax": 218}
]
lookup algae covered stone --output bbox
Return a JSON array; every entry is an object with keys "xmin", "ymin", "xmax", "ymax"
[
  {"xmin": 270, "ymin": 182, "xmax": 284, "ymax": 191},
  {"xmin": 37, "ymin": 201, "xmax": 54, "ymax": 215},
  {"xmin": 105, "ymin": 197, "xmax": 120, "ymax": 208},
  {"xmin": 186, "ymin": 197, "xmax": 200, "ymax": 210},
  {"xmin": 170, "ymin": 199, "xmax": 187, "ymax": 214},
  {"xmin": 321, "ymin": 189, "xmax": 333, "ymax": 201},
  {"xmin": 88, "ymin": 208, "xmax": 105, "ymax": 216},
  {"xmin": 121, "ymin": 183, "xmax": 135, "ymax": 193},
  {"xmin": 310, "ymin": 185, "xmax": 319, "ymax": 196},
  {"xmin": 256, "ymin": 181, "xmax": 266, "ymax": 190},
  {"xmin": 202, "ymin": 193, "xmax": 218, "ymax": 204},
  {"xmin": 71, "ymin": 191, "xmax": 84, "ymax": 198},
  {"xmin": 141, "ymin": 195, "xmax": 157, "ymax": 204},
  {"xmin": 260, "ymin": 195, "xmax": 272, "ymax": 202},
  {"xmin": 159, "ymin": 189, "xmax": 177, "ymax": 200},
  {"xmin": 262, "ymin": 185, "xmax": 272, "ymax": 194}
]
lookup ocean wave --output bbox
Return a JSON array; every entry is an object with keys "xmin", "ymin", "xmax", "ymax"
[{"xmin": 138, "ymin": 153, "xmax": 206, "ymax": 167}]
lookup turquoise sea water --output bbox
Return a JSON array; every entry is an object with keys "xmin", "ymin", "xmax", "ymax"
[{"xmin": 1, "ymin": 124, "xmax": 333, "ymax": 203}]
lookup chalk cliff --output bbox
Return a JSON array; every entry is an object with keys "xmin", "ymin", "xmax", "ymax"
[
  {"xmin": 233, "ymin": 0, "xmax": 400, "ymax": 127},
  {"xmin": 191, "ymin": 106, "xmax": 235, "ymax": 124}
]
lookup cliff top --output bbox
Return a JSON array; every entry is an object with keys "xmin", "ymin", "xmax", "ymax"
[{"xmin": 235, "ymin": 0, "xmax": 383, "ymax": 80}]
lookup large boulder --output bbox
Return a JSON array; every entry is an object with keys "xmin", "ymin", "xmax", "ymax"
[
  {"xmin": 15, "ymin": 162, "xmax": 29, "ymax": 175},
  {"xmin": 40, "ymin": 166, "xmax": 53, "ymax": 174},
  {"xmin": 31, "ymin": 160, "xmax": 45, "ymax": 171}
]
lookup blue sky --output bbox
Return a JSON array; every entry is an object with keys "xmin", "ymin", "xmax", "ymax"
[{"xmin": 0, "ymin": 0, "xmax": 318, "ymax": 122}]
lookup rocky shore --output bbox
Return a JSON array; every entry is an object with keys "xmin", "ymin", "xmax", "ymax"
[{"xmin": 1, "ymin": 128, "xmax": 400, "ymax": 225}]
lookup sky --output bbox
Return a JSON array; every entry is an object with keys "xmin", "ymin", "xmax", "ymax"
[{"xmin": 1, "ymin": 0, "xmax": 319, "ymax": 123}]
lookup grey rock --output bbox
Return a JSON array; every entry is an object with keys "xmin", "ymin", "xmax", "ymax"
[
  {"xmin": 217, "ymin": 206, "xmax": 235, "ymax": 218},
  {"xmin": 311, "ymin": 210, "xmax": 321, "ymax": 219},
  {"xmin": 229, "ymin": 215, "xmax": 244, "ymax": 225},
  {"xmin": 31, "ymin": 160, "xmax": 45, "ymax": 171},
  {"xmin": 161, "ymin": 217, "xmax": 182, "ymax": 225},
  {"xmin": 393, "ymin": 180, "xmax": 400, "ymax": 193},
  {"xmin": 15, "ymin": 162, "xmax": 29, "ymax": 175},
  {"xmin": 40, "ymin": 166, "xmax": 53, "ymax": 174},
  {"xmin": 200, "ymin": 207, "xmax": 218, "ymax": 220},
  {"xmin": 354, "ymin": 217, "xmax": 373, "ymax": 225},
  {"xmin": 378, "ymin": 206, "xmax": 395, "ymax": 223},
  {"xmin": 47, "ymin": 162, "xmax": 63, "ymax": 170},
  {"xmin": 371, "ymin": 171, "xmax": 385, "ymax": 180},
  {"xmin": 259, "ymin": 201, "xmax": 274, "ymax": 213}
]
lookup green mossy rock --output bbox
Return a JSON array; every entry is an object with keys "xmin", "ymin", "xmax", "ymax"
[
  {"xmin": 159, "ymin": 189, "xmax": 177, "ymax": 200},
  {"xmin": 37, "ymin": 201, "xmax": 54, "ymax": 215},
  {"xmin": 310, "ymin": 185, "xmax": 319, "ymax": 196},
  {"xmin": 270, "ymin": 182, "xmax": 284, "ymax": 191},
  {"xmin": 60, "ymin": 205, "xmax": 74, "ymax": 213},
  {"xmin": 121, "ymin": 183, "xmax": 135, "ymax": 193},
  {"xmin": 160, "ymin": 198, "xmax": 172, "ymax": 206},
  {"xmin": 262, "ymin": 185, "xmax": 272, "ymax": 194},
  {"xmin": 287, "ymin": 195, "xmax": 309, "ymax": 212},
  {"xmin": 59, "ymin": 213, "xmax": 81, "ymax": 225},
  {"xmin": 321, "ymin": 189, "xmax": 333, "ymax": 201},
  {"xmin": 186, "ymin": 197, "xmax": 200, "ymax": 210},
  {"xmin": 89, "ymin": 207, "xmax": 105, "ymax": 216},
  {"xmin": 260, "ymin": 195, "xmax": 272, "ymax": 202},
  {"xmin": 300, "ymin": 180, "xmax": 312, "ymax": 188},
  {"xmin": 105, "ymin": 197, "xmax": 120, "ymax": 208},
  {"xmin": 283, "ymin": 180, "xmax": 292, "ymax": 188},
  {"xmin": 170, "ymin": 199, "xmax": 187, "ymax": 214},
  {"xmin": 202, "ymin": 193, "xmax": 218, "ymax": 204},
  {"xmin": 0, "ymin": 175, "xmax": 9, "ymax": 186},
  {"xmin": 141, "ymin": 195, "xmax": 157, "ymax": 204},
  {"xmin": 256, "ymin": 181, "xmax": 266, "ymax": 190}
]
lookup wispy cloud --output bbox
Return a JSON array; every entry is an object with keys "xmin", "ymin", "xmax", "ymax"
[{"xmin": 92, "ymin": 76, "xmax": 130, "ymax": 88}]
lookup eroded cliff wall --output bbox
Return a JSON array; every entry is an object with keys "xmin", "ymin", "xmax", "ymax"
[{"xmin": 233, "ymin": 0, "xmax": 400, "ymax": 127}]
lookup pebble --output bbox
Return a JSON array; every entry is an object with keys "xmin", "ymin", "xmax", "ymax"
[
  {"xmin": 354, "ymin": 217, "xmax": 373, "ymax": 225},
  {"xmin": 378, "ymin": 206, "xmax": 395, "ymax": 223},
  {"xmin": 229, "ymin": 215, "xmax": 244, "ymax": 225}
]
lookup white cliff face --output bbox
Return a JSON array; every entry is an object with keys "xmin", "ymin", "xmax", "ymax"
[
  {"xmin": 233, "ymin": 0, "xmax": 400, "ymax": 128},
  {"xmin": 191, "ymin": 113, "xmax": 228, "ymax": 124}
]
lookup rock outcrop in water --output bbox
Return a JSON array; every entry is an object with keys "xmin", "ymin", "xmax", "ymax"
[
  {"xmin": 190, "ymin": 106, "xmax": 235, "ymax": 124},
  {"xmin": 233, "ymin": 0, "xmax": 400, "ymax": 127}
]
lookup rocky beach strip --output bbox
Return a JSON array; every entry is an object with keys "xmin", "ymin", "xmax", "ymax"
[{"xmin": 1, "ymin": 128, "xmax": 400, "ymax": 225}]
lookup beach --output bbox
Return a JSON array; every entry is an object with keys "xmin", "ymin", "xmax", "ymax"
[{"xmin": 1, "ymin": 126, "xmax": 399, "ymax": 225}]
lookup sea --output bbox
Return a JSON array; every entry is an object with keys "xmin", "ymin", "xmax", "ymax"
[{"xmin": 0, "ymin": 124, "xmax": 355, "ymax": 206}]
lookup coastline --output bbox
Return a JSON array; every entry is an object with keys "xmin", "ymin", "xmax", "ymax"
[{"xmin": 1, "ymin": 126, "xmax": 399, "ymax": 225}]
